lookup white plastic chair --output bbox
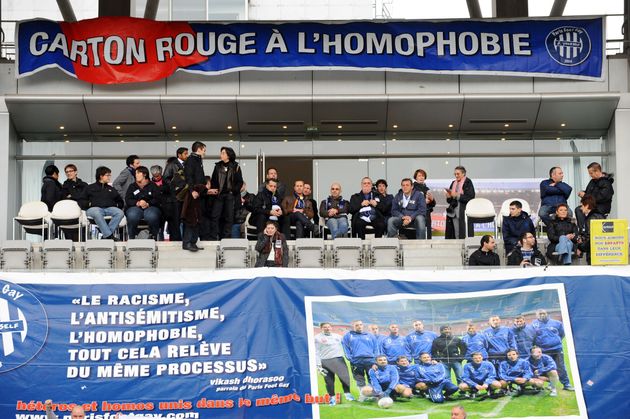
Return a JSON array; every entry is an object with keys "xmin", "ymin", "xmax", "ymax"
[
  {"xmin": 465, "ymin": 198, "xmax": 497, "ymax": 237},
  {"xmin": 51, "ymin": 200, "xmax": 86, "ymax": 241},
  {"xmin": 14, "ymin": 201, "xmax": 51, "ymax": 241}
]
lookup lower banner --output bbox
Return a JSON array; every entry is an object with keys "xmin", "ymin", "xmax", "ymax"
[{"xmin": 1, "ymin": 267, "xmax": 629, "ymax": 419}]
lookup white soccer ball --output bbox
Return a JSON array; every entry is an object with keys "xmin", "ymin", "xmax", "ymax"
[{"xmin": 377, "ymin": 397, "xmax": 394, "ymax": 409}]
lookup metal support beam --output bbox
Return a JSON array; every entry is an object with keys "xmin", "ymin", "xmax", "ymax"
[
  {"xmin": 466, "ymin": 0, "xmax": 482, "ymax": 19},
  {"xmin": 144, "ymin": 0, "xmax": 160, "ymax": 20},
  {"xmin": 55, "ymin": 0, "xmax": 77, "ymax": 22},
  {"xmin": 625, "ymin": 0, "xmax": 629, "ymax": 55},
  {"xmin": 492, "ymin": 0, "xmax": 528, "ymax": 18},
  {"xmin": 99, "ymin": 0, "xmax": 130, "ymax": 17},
  {"xmin": 550, "ymin": 0, "xmax": 567, "ymax": 17}
]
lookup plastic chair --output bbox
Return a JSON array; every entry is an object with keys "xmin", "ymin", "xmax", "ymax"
[
  {"xmin": 51, "ymin": 200, "xmax": 86, "ymax": 241},
  {"xmin": 295, "ymin": 238, "xmax": 326, "ymax": 267},
  {"xmin": 465, "ymin": 198, "xmax": 497, "ymax": 237},
  {"xmin": 14, "ymin": 201, "xmax": 51, "ymax": 241}
]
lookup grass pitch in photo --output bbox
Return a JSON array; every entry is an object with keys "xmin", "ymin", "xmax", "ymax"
[{"xmin": 306, "ymin": 285, "xmax": 586, "ymax": 419}]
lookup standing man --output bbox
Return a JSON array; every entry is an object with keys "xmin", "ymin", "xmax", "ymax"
[
  {"xmin": 431, "ymin": 325, "xmax": 467, "ymax": 384},
  {"xmin": 576, "ymin": 162, "xmax": 614, "ymax": 222},
  {"xmin": 62, "ymin": 164, "xmax": 88, "ymax": 202},
  {"xmin": 314, "ymin": 322, "xmax": 354, "ymax": 405},
  {"xmin": 379, "ymin": 324, "xmax": 410, "ymax": 364},
  {"xmin": 349, "ymin": 177, "xmax": 385, "ymax": 239},
  {"xmin": 387, "ymin": 178, "xmax": 427, "ymax": 239},
  {"xmin": 484, "ymin": 315, "xmax": 517, "ymax": 371},
  {"xmin": 461, "ymin": 323, "xmax": 489, "ymax": 362},
  {"xmin": 405, "ymin": 320, "xmax": 437, "ymax": 364},
  {"xmin": 531, "ymin": 309, "xmax": 573, "ymax": 391},
  {"xmin": 502, "ymin": 201, "xmax": 536, "ymax": 255},
  {"xmin": 511, "ymin": 315, "xmax": 536, "ymax": 359},
  {"xmin": 181, "ymin": 142, "xmax": 209, "ymax": 251},
  {"xmin": 113, "ymin": 154, "xmax": 140, "ymax": 199},
  {"xmin": 369, "ymin": 324, "xmax": 386, "ymax": 349},
  {"xmin": 342, "ymin": 320, "xmax": 377, "ymax": 389},
  {"xmin": 162, "ymin": 147, "xmax": 189, "ymax": 242},
  {"xmin": 539, "ymin": 167, "xmax": 573, "ymax": 225},
  {"xmin": 209, "ymin": 146, "xmax": 243, "ymax": 240},
  {"xmin": 79, "ymin": 166, "xmax": 124, "ymax": 240},
  {"xmin": 41, "ymin": 165, "xmax": 64, "ymax": 212}
]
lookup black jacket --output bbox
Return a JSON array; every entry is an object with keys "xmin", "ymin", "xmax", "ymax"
[
  {"xmin": 507, "ymin": 246, "xmax": 547, "ymax": 266},
  {"xmin": 413, "ymin": 182, "xmax": 436, "ymax": 213},
  {"xmin": 125, "ymin": 182, "xmax": 162, "ymax": 209},
  {"xmin": 184, "ymin": 153, "xmax": 207, "ymax": 189},
  {"xmin": 445, "ymin": 177, "xmax": 475, "ymax": 239},
  {"xmin": 41, "ymin": 176, "xmax": 65, "ymax": 212},
  {"xmin": 79, "ymin": 182, "xmax": 124, "ymax": 210},
  {"xmin": 234, "ymin": 192, "xmax": 256, "ymax": 224},
  {"xmin": 431, "ymin": 334, "xmax": 467, "ymax": 363},
  {"xmin": 211, "ymin": 160, "xmax": 243, "ymax": 195},
  {"xmin": 468, "ymin": 249, "xmax": 501, "ymax": 266},
  {"xmin": 349, "ymin": 191, "xmax": 386, "ymax": 219},
  {"xmin": 253, "ymin": 188, "xmax": 281, "ymax": 219},
  {"xmin": 546, "ymin": 217, "xmax": 578, "ymax": 256},
  {"xmin": 163, "ymin": 159, "xmax": 184, "ymax": 182},
  {"xmin": 62, "ymin": 178, "xmax": 88, "ymax": 202},
  {"xmin": 254, "ymin": 232, "xmax": 289, "ymax": 267},
  {"xmin": 502, "ymin": 211, "xmax": 536, "ymax": 254},
  {"xmin": 584, "ymin": 174, "xmax": 614, "ymax": 215},
  {"xmin": 577, "ymin": 209, "xmax": 606, "ymax": 252},
  {"xmin": 258, "ymin": 181, "xmax": 287, "ymax": 200}
]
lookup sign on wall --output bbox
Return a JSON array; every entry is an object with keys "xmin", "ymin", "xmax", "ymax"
[
  {"xmin": 16, "ymin": 16, "xmax": 604, "ymax": 84},
  {"xmin": 590, "ymin": 219, "xmax": 629, "ymax": 265},
  {"xmin": 1, "ymin": 268, "xmax": 628, "ymax": 418}
]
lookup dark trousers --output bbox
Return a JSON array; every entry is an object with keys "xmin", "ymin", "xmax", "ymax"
[
  {"xmin": 210, "ymin": 194, "xmax": 235, "ymax": 240},
  {"xmin": 164, "ymin": 201, "xmax": 182, "ymax": 241},
  {"xmin": 426, "ymin": 212, "xmax": 433, "ymax": 239},
  {"xmin": 183, "ymin": 223, "xmax": 199, "ymax": 246},
  {"xmin": 547, "ymin": 350, "xmax": 570, "ymax": 386},
  {"xmin": 350, "ymin": 357, "xmax": 374, "ymax": 387},
  {"xmin": 352, "ymin": 216, "xmax": 385, "ymax": 239},
  {"xmin": 283, "ymin": 212, "xmax": 313, "ymax": 239},
  {"xmin": 322, "ymin": 357, "xmax": 351, "ymax": 395}
]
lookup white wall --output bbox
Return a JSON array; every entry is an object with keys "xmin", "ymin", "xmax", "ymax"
[{"xmin": 248, "ymin": 0, "xmax": 373, "ymax": 20}]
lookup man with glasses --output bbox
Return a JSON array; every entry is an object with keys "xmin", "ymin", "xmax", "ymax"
[
  {"xmin": 62, "ymin": 164, "xmax": 88, "ymax": 202},
  {"xmin": 319, "ymin": 182, "xmax": 349, "ymax": 238},
  {"xmin": 507, "ymin": 232, "xmax": 547, "ymax": 267},
  {"xmin": 79, "ymin": 166, "xmax": 124, "ymax": 240}
]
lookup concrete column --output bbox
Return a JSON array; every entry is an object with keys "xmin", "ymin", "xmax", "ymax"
[
  {"xmin": 610, "ymin": 100, "xmax": 630, "ymax": 220},
  {"xmin": 0, "ymin": 102, "xmax": 20, "ymax": 240}
]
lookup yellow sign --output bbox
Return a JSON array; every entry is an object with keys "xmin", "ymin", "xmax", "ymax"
[{"xmin": 590, "ymin": 219, "xmax": 628, "ymax": 265}]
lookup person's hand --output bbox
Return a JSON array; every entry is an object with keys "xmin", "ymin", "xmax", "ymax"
[
  {"xmin": 327, "ymin": 208, "xmax": 337, "ymax": 217},
  {"xmin": 317, "ymin": 366, "xmax": 328, "ymax": 376},
  {"xmin": 361, "ymin": 200, "xmax": 370, "ymax": 207},
  {"xmin": 402, "ymin": 216, "xmax": 411, "ymax": 226},
  {"xmin": 578, "ymin": 190, "xmax": 585, "ymax": 198},
  {"xmin": 192, "ymin": 191, "xmax": 199, "ymax": 199},
  {"xmin": 208, "ymin": 188, "xmax": 219, "ymax": 195},
  {"xmin": 566, "ymin": 233, "xmax": 575, "ymax": 240},
  {"xmin": 369, "ymin": 199, "xmax": 378, "ymax": 207},
  {"xmin": 271, "ymin": 208, "xmax": 282, "ymax": 216},
  {"xmin": 475, "ymin": 384, "xmax": 484, "ymax": 391},
  {"xmin": 520, "ymin": 260, "xmax": 531, "ymax": 267},
  {"xmin": 294, "ymin": 208, "xmax": 304, "ymax": 213},
  {"xmin": 371, "ymin": 364, "xmax": 378, "ymax": 371}
]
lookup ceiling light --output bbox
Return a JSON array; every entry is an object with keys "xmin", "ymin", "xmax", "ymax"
[
  {"xmin": 229, "ymin": 139, "xmax": 234, "ymax": 143},
  {"xmin": 241, "ymin": 144, "xmax": 245, "ymax": 148},
  {"xmin": 228, "ymin": 133, "xmax": 233, "ymax": 137},
  {"xmin": 175, "ymin": 139, "xmax": 180, "ymax": 143},
  {"xmin": 227, "ymin": 125, "xmax": 233, "ymax": 130},
  {"xmin": 59, "ymin": 126, "xmax": 65, "ymax": 130},
  {"xmin": 392, "ymin": 138, "xmax": 397, "ymax": 141},
  {"xmin": 282, "ymin": 125, "xmax": 287, "ymax": 129},
  {"xmin": 445, "ymin": 138, "xmax": 450, "ymax": 141},
  {"xmin": 501, "ymin": 138, "xmax": 506, "ymax": 141},
  {"xmin": 171, "ymin": 126, "xmax": 177, "ymax": 130},
  {"xmin": 120, "ymin": 140, "xmax": 125, "ymax": 143},
  {"xmin": 392, "ymin": 124, "xmax": 398, "ymax": 128},
  {"xmin": 63, "ymin": 134, "xmax": 68, "ymax": 137},
  {"xmin": 283, "ymin": 139, "xmax": 288, "ymax": 142},
  {"xmin": 337, "ymin": 125, "xmax": 343, "ymax": 129},
  {"xmin": 504, "ymin": 123, "xmax": 509, "ymax": 127},
  {"xmin": 337, "ymin": 138, "xmax": 342, "ymax": 142},
  {"xmin": 448, "ymin": 124, "xmax": 454, "ymax": 128},
  {"xmin": 560, "ymin": 123, "xmax": 566, "ymax": 127},
  {"xmin": 115, "ymin": 126, "xmax": 121, "ymax": 130},
  {"xmin": 556, "ymin": 137, "xmax": 561, "ymax": 141},
  {"xmin": 65, "ymin": 140, "xmax": 70, "ymax": 143}
]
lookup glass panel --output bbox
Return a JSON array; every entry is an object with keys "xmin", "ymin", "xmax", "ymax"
[
  {"xmin": 172, "ymin": 0, "xmax": 205, "ymax": 20},
  {"xmin": 208, "ymin": 0, "xmax": 246, "ymax": 20}
]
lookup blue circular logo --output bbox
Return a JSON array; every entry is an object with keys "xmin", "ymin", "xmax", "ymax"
[
  {"xmin": 546, "ymin": 26, "xmax": 591, "ymax": 66},
  {"xmin": 0, "ymin": 280, "xmax": 48, "ymax": 373}
]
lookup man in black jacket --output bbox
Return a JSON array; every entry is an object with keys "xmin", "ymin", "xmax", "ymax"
[
  {"xmin": 431, "ymin": 325, "xmax": 467, "ymax": 384},
  {"xmin": 61, "ymin": 164, "xmax": 88, "ymax": 202},
  {"xmin": 125, "ymin": 166, "xmax": 162, "ymax": 239},
  {"xmin": 349, "ymin": 177, "xmax": 385, "ymax": 239},
  {"xmin": 468, "ymin": 235, "xmax": 501, "ymax": 266},
  {"xmin": 41, "ymin": 165, "xmax": 65, "ymax": 212},
  {"xmin": 162, "ymin": 147, "xmax": 189, "ymax": 242},
  {"xmin": 209, "ymin": 146, "xmax": 243, "ymax": 240},
  {"xmin": 252, "ymin": 179, "xmax": 284, "ymax": 234},
  {"xmin": 507, "ymin": 232, "xmax": 547, "ymax": 267},
  {"xmin": 181, "ymin": 141, "xmax": 209, "ymax": 251},
  {"xmin": 79, "ymin": 166, "xmax": 124, "ymax": 240},
  {"xmin": 576, "ymin": 162, "xmax": 614, "ymax": 225}
]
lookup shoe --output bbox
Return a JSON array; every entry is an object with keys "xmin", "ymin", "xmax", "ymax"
[
  {"xmin": 550, "ymin": 389, "xmax": 557, "ymax": 397},
  {"xmin": 564, "ymin": 385, "xmax": 575, "ymax": 391},
  {"xmin": 358, "ymin": 394, "xmax": 367, "ymax": 402},
  {"xmin": 193, "ymin": 244, "xmax": 204, "ymax": 251},
  {"xmin": 329, "ymin": 398, "xmax": 336, "ymax": 406},
  {"xmin": 344, "ymin": 393, "xmax": 355, "ymax": 402},
  {"xmin": 182, "ymin": 243, "xmax": 199, "ymax": 252}
]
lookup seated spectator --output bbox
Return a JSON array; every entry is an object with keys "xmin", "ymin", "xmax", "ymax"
[
  {"xmin": 538, "ymin": 166, "xmax": 572, "ymax": 226},
  {"xmin": 113, "ymin": 154, "xmax": 140, "ymax": 199},
  {"xmin": 502, "ymin": 200, "xmax": 535, "ymax": 255},
  {"xmin": 258, "ymin": 167, "xmax": 287, "ymax": 200},
  {"xmin": 507, "ymin": 232, "xmax": 547, "ymax": 267},
  {"xmin": 546, "ymin": 204, "xmax": 578, "ymax": 265},
  {"xmin": 349, "ymin": 177, "xmax": 385, "ymax": 239},
  {"xmin": 387, "ymin": 178, "xmax": 427, "ymax": 239},
  {"xmin": 413, "ymin": 169, "xmax": 436, "ymax": 239},
  {"xmin": 576, "ymin": 162, "xmax": 614, "ymax": 223},
  {"xmin": 319, "ymin": 182, "xmax": 350, "ymax": 239},
  {"xmin": 281, "ymin": 180, "xmax": 316, "ymax": 238},
  {"xmin": 375, "ymin": 179, "xmax": 393, "ymax": 221},
  {"xmin": 303, "ymin": 183, "xmax": 320, "ymax": 227},
  {"xmin": 150, "ymin": 165, "xmax": 164, "ymax": 186},
  {"xmin": 252, "ymin": 178, "xmax": 284, "ymax": 233},
  {"xmin": 255, "ymin": 221, "xmax": 289, "ymax": 267},
  {"xmin": 61, "ymin": 164, "xmax": 88, "ymax": 202},
  {"xmin": 576, "ymin": 194, "xmax": 605, "ymax": 264},
  {"xmin": 41, "ymin": 164, "xmax": 65, "ymax": 212},
  {"xmin": 232, "ymin": 182, "xmax": 256, "ymax": 238},
  {"xmin": 79, "ymin": 166, "xmax": 124, "ymax": 240},
  {"xmin": 125, "ymin": 166, "xmax": 162, "ymax": 240},
  {"xmin": 468, "ymin": 235, "xmax": 501, "ymax": 266}
]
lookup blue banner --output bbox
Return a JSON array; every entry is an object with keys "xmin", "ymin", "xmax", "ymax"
[
  {"xmin": 1, "ymin": 268, "xmax": 628, "ymax": 418},
  {"xmin": 16, "ymin": 16, "xmax": 604, "ymax": 84}
]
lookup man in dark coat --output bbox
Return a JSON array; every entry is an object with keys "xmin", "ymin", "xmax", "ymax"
[
  {"xmin": 61, "ymin": 164, "xmax": 88, "ymax": 202},
  {"xmin": 181, "ymin": 141, "xmax": 209, "ymax": 251},
  {"xmin": 502, "ymin": 200, "xmax": 536, "ymax": 255},
  {"xmin": 41, "ymin": 164, "xmax": 65, "ymax": 212},
  {"xmin": 431, "ymin": 325, "xmax": 467, "ymax": 384}
]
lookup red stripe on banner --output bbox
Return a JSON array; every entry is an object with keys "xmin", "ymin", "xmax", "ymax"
[{"xmin": 59, "ymin": 16, "xmax": 207, "ymax": 84}]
